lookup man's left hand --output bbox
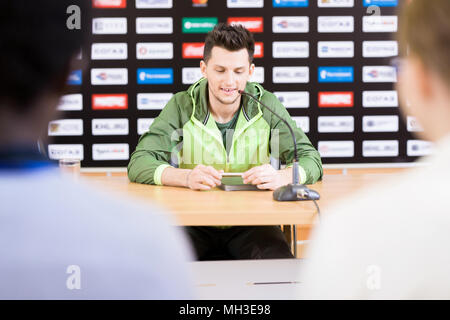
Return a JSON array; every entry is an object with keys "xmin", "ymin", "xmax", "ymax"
[{"xmin": 242, "ymin": 164, "xmax": 291, "ymax": 191}]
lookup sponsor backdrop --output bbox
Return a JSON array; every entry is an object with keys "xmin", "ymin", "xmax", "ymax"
[{"xmin": 49, "ymin": 0, "xmax": 430, "ymax": 167}]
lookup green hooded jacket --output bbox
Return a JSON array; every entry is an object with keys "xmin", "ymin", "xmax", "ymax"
[{"xmin": 128, "ymin": 78, "xmax": 323, "ymax": 185}]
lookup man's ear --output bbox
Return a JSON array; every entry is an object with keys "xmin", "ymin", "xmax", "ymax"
[
  {"xmin": 200, "ymin": 60, "xmax": 207, "ymax": 78},
  {"xmin": 249, "ymin": 63, "xmax": 255, "ymax": 77}
]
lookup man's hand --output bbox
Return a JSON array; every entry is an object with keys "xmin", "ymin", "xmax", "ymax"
[
  {"xmin": 242, "ymin": 164, "xmax": 291, "ymax": 191},
  {"xmin": 186, "ymin": 165, "xmax": 223, "ymax": 191}
]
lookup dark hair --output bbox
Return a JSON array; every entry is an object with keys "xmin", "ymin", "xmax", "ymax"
[
  {"xmin": 0, "ymin": 0, "xmax": 89, "ymax": 113},
  {"xmin": 203, "ymin": 23, "xmax": 255, "ymax": 64},
  {"xmin": 398, "ymin": 0, "xmax": 450, "ymax": 87}
]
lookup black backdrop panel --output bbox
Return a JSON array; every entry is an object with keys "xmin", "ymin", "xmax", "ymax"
[{"xmin": 48, "ymin": 0, "xmax": 425, "ymax": 167}]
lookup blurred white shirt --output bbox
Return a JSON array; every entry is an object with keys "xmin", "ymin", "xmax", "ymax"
[
  {"xmin": 298, "ymin": 134, "xmax": 450, "ymax": 299},
  {"xmin": 0, "ymin": 168, "xmax": 194, "ymax": 299}
]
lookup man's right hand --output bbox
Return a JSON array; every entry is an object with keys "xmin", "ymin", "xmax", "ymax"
[{"xmin": 186, "ymin": 165, "xmax": 223, "ymax": 191}]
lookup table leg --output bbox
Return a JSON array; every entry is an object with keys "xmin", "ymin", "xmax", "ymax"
[
  {"xmin": 282, "ymin": 225, "xmax": 297, "ymax": 258},
  {"xmin": 293, "ymin": 224, "xmax": 297, "ymax": 258},
  {"xmin": 283, "ymin": 225, "xmax": 291, "ymax": 248}
]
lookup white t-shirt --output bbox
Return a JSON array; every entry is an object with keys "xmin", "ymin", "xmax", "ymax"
[
  {"xmin": 0, "ymin": 168, "xmax": 194, "ymax": 299},
  {"xmin": 298, "ymin": 135, "xmax": 450, "ymax": 299}
]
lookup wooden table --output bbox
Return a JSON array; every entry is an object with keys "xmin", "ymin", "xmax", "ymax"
[
  {"xmin": 80, "ymin": 168, "xmax": 408, "ymax": 226},
  {"xmin": 81, "ymin": 174, "xmax": 318, "ymax": 226},
  {"xmin": 80, "ymin": 168, "xmax": 410, "ymax": 257}
]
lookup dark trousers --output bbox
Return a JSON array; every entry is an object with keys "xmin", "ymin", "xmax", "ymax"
[{"xmin": 185, "ymin": 226, "xmax": 294, "ymax": 260}]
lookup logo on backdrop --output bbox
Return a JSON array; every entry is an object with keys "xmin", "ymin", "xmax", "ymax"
[
  {"xmin": 137, "ymin": 68, "xmax": 174, "ymax": 85},
  {"xmin": 318, "ymin": 92, "xmax": 354, "ymax": 108},
  {"xmin": 92, "ymin": 119, "xmax": 129, "ymax": 136},
  {"xmin": 48, "ymin": 145, "xmax": 84, "ymax": 161},
  {"xmin": 363, "ymin": 16, "xmax": 398, "ymax": 33},
  {"xmin": 227, "ymin": 17, "xmax": 263, "ymax": 33},
  {"xmin": 274, "ymin": 92, "xmax": 309, "ymax": 109},
  {"xmin": 318, "ymin": 41, "xmax": 354, "ymax": 58},
  {"xmin": 192, "ymin": 0, "xmax": 208, "ymax": 7},
  {"xmin": 136, "ymin": 43, "xmax": 173, "ymax": 60},
  {"xmin": 92, "ymin": 94, "xmax": 128, "ymax": 110},
  {"xmin": 363, "ymin": 140, "xmax": 399, "ymax": 157},
  {"xmin": 92, "ymin": 144, "xmax": 129, "ymax": 161},
  {"xmin": 227, "ymin": 0, "xmax": 264, "ymax": 8},
  {"xmin": 318, "ymin": 116, "xmax": 354, "ymax": 133},
  {"xmin": 318, "ymin": 141, "xmax": 355, "ymax": 158},
  {"xmin": 182, "ymin": 43, "xmax": 205, "ymax": 59},
  {"xmin": 318, "ymin": 0, "xmax": 354, "ymax": 7},
  {"xmin": 91, "ymin": 68, "xmax": 128, "ymax": 85},
  {"xmin": 272, "ymin": 0, "xmax": 308, "ymax": 8},
  {"xmin": 317, "ymin": 16, "xmax": 354, "ymax": 33},
  {"xmin": 92, "ymin": 18, "xmax": 127, "ymax": 34},
  {"xmin": 48, "ymin": 119, "xmax": 83, "ymax": 136},
  {"xmin": 362, "ymin": 116, "xmax": 399, "ymax": 132},
  {"xmin": 58, "ymin": 94, "xmax": 83, "ymax": 111},
  {"xmin": 272, "ymin": 16, "xmax": 309, "ymax": 33},
  {"xmin": 363, "ymin": 0, "xmax": 398, "ymax": 7},
  {"xmin": 273, "ymin": 67, "xmax": 309, "ymax": 83},
  {"xmin": 67, "ymin": 70, "xmax": 82, "ymax": 85},
  {"xmin": 136, "ymin": 0, "xmax": 172, "ymax": 8},
  {"xmin": 272, "ymin": 42, "xmax": 309, "ymax": 58},
  {"xmin": 182, "ymin": 17, "xmax": 218, "ymax": 33},
  {"xmin": 137, "ymin": 93, "xmax": 173, "ymax": 110},
  {"xmin": 318, "ymin": 67, "xmax": 354, "ymax": 83},
  {"xmin": 93, "ymin": 0, "xmax": 127, "ymax": 8},
  {"xmin": 136, "ymin": 17, "xmax": 173, "ymax": 34},
  {"xmin": 91, "ymin": 43, "xmax": 128, "ymax": 60},
  {"xmin": 363, "ymin": 66, "xmax": 397, "ymax": 83}
]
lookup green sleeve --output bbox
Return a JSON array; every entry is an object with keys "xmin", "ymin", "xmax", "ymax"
[
  {"xmin": 264, "ymin": 92, "xmax": 323, "ymax": 184},
  {"xmin": 127, "ymin": 94, "xmax": 184, "ymax": 185}
]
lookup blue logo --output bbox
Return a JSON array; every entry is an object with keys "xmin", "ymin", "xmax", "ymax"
[
  {"xmin": 318, "ymin": 67, "xmax": 354, "ymax": 83},
  {"xmin": 363, "ymin": 0, "xmax": 398, "ymax": 7},
  {"xmin": 67, "ymin": 70, "xmax": 82, "ymax": 85},
  {"xmin": 137, "ymin": 68, "xmax": 173, "ymax": 84},
  {"xmin": 273, "ymin": 0, "xmax": 308, "ymax": 7}
]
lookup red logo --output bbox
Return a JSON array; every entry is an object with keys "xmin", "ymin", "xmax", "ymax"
[
  {"xmin": 318, "ymin": 92, "xmax": 354, "ymax": 108},
  {"xmin": 254, "ymin": 42, "xmax": 264, "ymax": 58},
  {"xmin": 227, "ymin": 17, "xmax": 263, "ymax": 33},
  {"xmin": 93, "ymin": 0, "xmax": 126, "ymax": 8},
  {"xmin": 92, "ymin": 94, "xmax": 128, "ymax": 110},
  {"xmin": 182, "ymin": 43, "xmax": 204, "ymax": 59},
  {"xmin": 192, "ymin": 0, "xmax": 208, "ymax": 6}
]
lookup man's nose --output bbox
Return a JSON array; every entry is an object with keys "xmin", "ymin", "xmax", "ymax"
[{"xmin": 224, "ymin": 71, "xmax": 235, "ymax": 86}]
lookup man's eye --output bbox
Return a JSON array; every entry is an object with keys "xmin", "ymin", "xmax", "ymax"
[{"xmin": 216, "ymin": 70, "xmax": 224, "ymax": 73}]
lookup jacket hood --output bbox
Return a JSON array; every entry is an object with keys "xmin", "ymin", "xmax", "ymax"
[{"xmin": 186, "ymin": 78, "xmax": 265, "ymax": 124}]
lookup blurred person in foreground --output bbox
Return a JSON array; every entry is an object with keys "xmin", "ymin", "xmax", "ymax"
[
  {"xmin": 298, "ymin": 0, "xmax": 450, "ymax": 299},
  {"xmin": 0, "ymin": 0, "xmax": 193, "ymax": 299}
]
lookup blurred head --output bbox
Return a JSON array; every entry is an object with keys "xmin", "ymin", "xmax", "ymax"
[
  {"xmin": 0, "ymin": 0, "xmax": 88, "ymax": 145},
  {"xmin": 397, "ymin": 0, "xmax": 450, "ymax": 142},
  {"xmin": 200, "ymin": 23, "xmax": 255, "ymax": 108}
]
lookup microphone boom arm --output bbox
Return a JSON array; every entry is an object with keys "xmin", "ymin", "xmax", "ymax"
[{"xmin": 238, "ymin": 90, "xmax": 300, "ymax": 185}]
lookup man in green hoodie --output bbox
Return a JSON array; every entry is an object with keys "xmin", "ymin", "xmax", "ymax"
[{"xmin": 128, "ymin": 23, "xmax": 323, "ymax": 260}]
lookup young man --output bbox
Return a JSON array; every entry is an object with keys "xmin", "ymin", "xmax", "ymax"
[
  {"xmin": 298, "ymin": 0, "xmax": 450, "ymax": 299},
  {"xmin": 128, "ymin": 23, "xmax": 323, "ymax": 260},
  {"xmin": 0, "ymin": 0, "xmax": 193, "ymax": 299}
]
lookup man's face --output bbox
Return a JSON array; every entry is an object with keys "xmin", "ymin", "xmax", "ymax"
[{"xmin": 200, "ymin": 46, "xmax": 255, "ymax": 107}]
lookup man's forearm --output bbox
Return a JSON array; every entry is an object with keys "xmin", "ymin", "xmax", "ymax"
[
  {"xmin": 161, "ymin": 166, "xmax": 191, "ymax": 188},
  {"xmin": 161, "ymin": 165, "xmax": 295, "ymax": 189}
]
